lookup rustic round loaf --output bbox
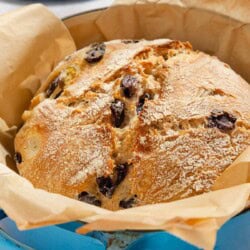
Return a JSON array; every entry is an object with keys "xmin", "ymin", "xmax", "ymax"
[{"xmin": 14, "ymin": 39, "xmax": 250, "ymax": 210}]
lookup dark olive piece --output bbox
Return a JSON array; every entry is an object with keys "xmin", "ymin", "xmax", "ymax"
[
  {"xmin": 208, "ymin": 110, "xmax": 236, "ymax": 131},
  {"xmin": 14, "ymin": 152, "xmax": 22, "ymax": 164},
  {"xmin": 110, "ymin": 99, "xmax": 125, "ymax": 128},
  {"xmin": 46, "ymin": 77, "xmax": 64, "ymax": 98},
  {"xmin": 136, "ymin": 93, "xmax": 152, "ymax": 113},
  {"xmin": 122, "ymin": 40, "xmax": 140, "ymax": 44},
  {"xmin": 84, "ymin": 43, "xmax": 106, "ymax": 63},
  {"xmin": 120, "ymin": 75, "xmax": 138, "ymax": 98},
  {"xmin": 119, "ymin": 196, "xmax": 137, "ymax": 209},
  {"xmin": 115, "ymin": 163, "xmax": 129, "ymax": 185},
  {"xmin": 96, "ymin": 176, "xmax": 115, "ymax": 198},
  {"xmin": 96, "ymin": 163, "xmax": 130, "ymax": 198},
  {"xmin": 78, "ymin": 191, "xmax": 101, "ymax": 207}
]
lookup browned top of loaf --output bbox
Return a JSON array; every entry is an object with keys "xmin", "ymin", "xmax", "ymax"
[{"xmin": 15, "ymin": 39, "xmax": 250, "ymax": 210}]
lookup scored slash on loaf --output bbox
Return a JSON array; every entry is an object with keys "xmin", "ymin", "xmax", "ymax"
[{"xmin": 14, "ymin": 39, "xmax": 250, "ymax": 211}]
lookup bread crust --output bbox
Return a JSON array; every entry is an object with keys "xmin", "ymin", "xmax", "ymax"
[{"xmin": 15, "ymin": 39, "xmax": 250, "ymax": 210}]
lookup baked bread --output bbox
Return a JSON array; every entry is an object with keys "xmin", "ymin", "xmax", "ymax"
[{"xmin": 14, "ymin": 39, "xmax": 250, "ymax": 210}]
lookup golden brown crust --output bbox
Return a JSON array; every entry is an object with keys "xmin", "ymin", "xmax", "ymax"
[{"xmin": 15, "ymin": 39, "xmax": 250, "ymax": 210}]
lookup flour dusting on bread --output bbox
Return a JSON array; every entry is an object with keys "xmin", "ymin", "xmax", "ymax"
[{"xmin": 15, "ymin": 39, "xmax": 250, "ymax": 210}]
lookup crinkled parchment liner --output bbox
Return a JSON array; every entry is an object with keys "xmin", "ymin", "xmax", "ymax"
[{"xmin": 0, "ymin": 1, "xmax": 249, "ymax": 249}]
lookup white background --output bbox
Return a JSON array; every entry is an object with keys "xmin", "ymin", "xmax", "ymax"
[{"xmin": 0, "ymin": 0, "xmax": 113, "ymax": 18}]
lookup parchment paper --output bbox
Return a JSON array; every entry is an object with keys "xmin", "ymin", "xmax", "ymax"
[
  {"xmin": 0, "ymin": 1, "xmax": 249, "ymax": 250},
  {"xmin": 0, "ymin": 4, "xmax": 76, "ymax": 127}
]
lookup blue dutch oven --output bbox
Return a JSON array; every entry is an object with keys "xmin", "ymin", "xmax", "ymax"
[{"xmin": 0, "ymin": 209, "xmax": 249, "ymax": 249}]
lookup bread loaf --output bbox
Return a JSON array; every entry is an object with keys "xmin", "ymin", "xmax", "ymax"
[{"xmin": 14, "ymin": 39, "xmax": 250, "ymax": 210}]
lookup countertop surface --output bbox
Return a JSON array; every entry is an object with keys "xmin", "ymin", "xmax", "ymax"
[{"xmin": 0, "ymin": 0, "xmax": 113, "ymax": 18}]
